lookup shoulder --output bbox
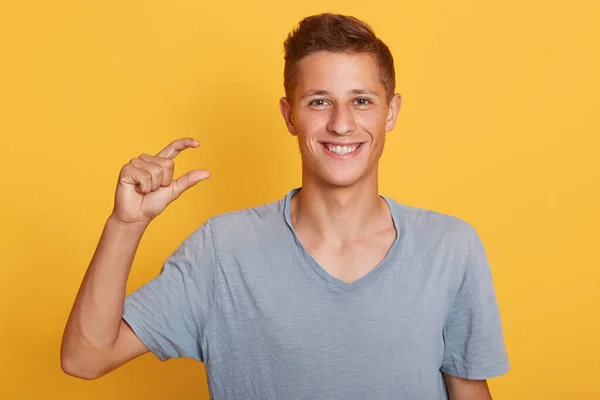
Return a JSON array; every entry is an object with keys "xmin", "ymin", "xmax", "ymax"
[
  {"xmin": 209, "ymin": 198, "xmax": 283, "ymax": 231},
  {"xmin": 193, "ymin": 198, "xmax": 286, "ymax": 251},
  {"xmin": 390, "ymin": 200, "xmax": 489, "ymax": 285},
  {"xmin": 389, "ymin": 199, "xmax": 482, "ymax": 250}
]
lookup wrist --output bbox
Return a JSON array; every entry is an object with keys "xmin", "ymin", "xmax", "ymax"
[{"xmin": 106, "ymin": 214, "xmax": 150, "ymax": 236}]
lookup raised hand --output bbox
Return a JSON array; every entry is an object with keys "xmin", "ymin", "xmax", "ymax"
[{"xmin": 111, "ymin": 137, "xmax": 210, "ymax": 225}]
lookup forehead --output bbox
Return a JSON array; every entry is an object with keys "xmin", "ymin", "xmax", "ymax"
[{"xmin": 294, "ymin": 51, "xmax": 383, "ymax": 95}]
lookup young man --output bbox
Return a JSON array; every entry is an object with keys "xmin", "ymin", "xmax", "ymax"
[{"xmin": 61, "ymin": 13, "xmax": 509, "ymax": 399}]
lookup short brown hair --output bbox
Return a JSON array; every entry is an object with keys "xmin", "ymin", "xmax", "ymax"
[{"xmin": 283, "ymin": 13, "xmax": 396, "ymax": 103}]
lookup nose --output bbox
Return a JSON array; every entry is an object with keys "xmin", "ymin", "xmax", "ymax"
[{"xmin": 326, "ymin": 104, "xmax": 355, "ymax": 135}]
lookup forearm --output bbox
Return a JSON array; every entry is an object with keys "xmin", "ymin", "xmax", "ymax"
[
  {"xmin": 62, "ymin": 215, "xmax": 147, "ymax": 356},
  {"xmin": 444, "ymin": 374, "xmax": 492, "ymax": 400}
]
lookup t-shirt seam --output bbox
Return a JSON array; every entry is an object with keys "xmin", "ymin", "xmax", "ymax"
[
  {"xmin": 292, "ymin": 248, "xmax": 348, "ymax": 294},
  {"xmin": 282, "ymin": 194, "xmax": 349, "ymax": 295},
  {"xmin": 441, "ymin": 356, "xmax": 509, "ymax": 371},
  {"xmin": 291, "ymin": 233, "xmax": 401, "ymax": 296},
  {"xmin": 290, "ymin": 196, "xmax": 405, "ymax": 295},
  {"xmin": 123, "ymin": 299, "xmax": 169, "ymax": 361},
  {"xmin": 442, "ymin": 240, "xmax": 474, "ymax": 330},
  {"xmin": 352, "ymin": 198, "xmax": 404, "ymax": 293},
  {"xmin": 199, "ymin": 217, "xmax": 219, "ymax": 352}
]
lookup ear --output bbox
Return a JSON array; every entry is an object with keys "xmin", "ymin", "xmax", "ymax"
[
  {"xmin": 384, "ymin": 93, "xmax": 402, "ymax": 132},
  {"xmin": 279, "ymin": 97, "xmax": 297, "ymax": 136}
]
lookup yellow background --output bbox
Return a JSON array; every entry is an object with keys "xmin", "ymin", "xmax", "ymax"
[{"xmin": 1, "ymin": 0, "xmax": 598, "ymax": 398}]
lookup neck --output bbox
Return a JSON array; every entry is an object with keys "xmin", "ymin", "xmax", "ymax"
[{"xmin": 290, "ymin": 171, "xmax": 390, "ymax": 243}]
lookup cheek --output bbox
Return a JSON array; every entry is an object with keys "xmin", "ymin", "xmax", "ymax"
[
  {"xmin": 356, "ymin": 112, "xmax": 387, "ymax": 135},
  {"xmin": 295, "ymin": 110, "xmax": 328, "ymax": 136}
]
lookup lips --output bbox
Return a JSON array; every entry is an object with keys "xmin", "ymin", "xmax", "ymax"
[
  {"xmin": 320, "ymin": 142, "xmax": 364, "ymax": 157},
  {"xmin": 320, "ymin": 141, "xmax": 364, "ymax": 146}
]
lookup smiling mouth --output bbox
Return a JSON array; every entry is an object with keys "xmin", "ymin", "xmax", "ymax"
[{"xmin": 321, "ymin": 142, "xmax": 363, "ymax": 155}]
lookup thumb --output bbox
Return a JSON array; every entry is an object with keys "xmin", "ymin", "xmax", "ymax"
[{"xmin": 171, "ymin": 169, "xmax": 210, "ymax": 199}]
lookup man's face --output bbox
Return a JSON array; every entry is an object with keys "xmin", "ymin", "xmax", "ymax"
[{"xmin": 280, "ymin": 51, "xmax": 401, "ymax": 188}]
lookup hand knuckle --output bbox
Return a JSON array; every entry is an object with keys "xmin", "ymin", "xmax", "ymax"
[
  {"xmin": 163, "ymin": 158, "xmax": 174, "ymax": 168},
  {"xmin": 151, "ymin": 164, "xmax": 163, "ymax": 175}
]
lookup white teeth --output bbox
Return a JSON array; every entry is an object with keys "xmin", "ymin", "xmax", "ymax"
[{"xmin": 326, "ymin": 144, "xmax": 358, "ymax": 155}]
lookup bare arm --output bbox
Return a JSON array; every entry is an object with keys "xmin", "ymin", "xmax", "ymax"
[
  {"xmin": 60, "ymin": 138, "xmax": 210, "ymax": 379},
  {"xmin": 60, "ymin": 216, "xmax": 150, "ymax": 379},
  {"xmin": 444, "ymin": 374, "xmax": 493, "ymax": 400}
]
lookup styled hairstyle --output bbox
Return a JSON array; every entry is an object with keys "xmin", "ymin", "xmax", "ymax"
[{"xmin": 283, "ymin": 13, "xmax": 396, "ymax": 103}]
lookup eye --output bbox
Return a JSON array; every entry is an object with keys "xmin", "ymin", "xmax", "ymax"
[
  {"xmin": 354, "ymin": 97, "xmax": 372, "ymax": 106},
  {"xmin": 309, "ymin": 99, "xmax": 328, "ymax": 107}
]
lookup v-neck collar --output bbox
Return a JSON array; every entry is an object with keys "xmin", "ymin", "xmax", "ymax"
[{"xmin": 283, "ymin": 187, "xmax": 403, "ymax": 293}]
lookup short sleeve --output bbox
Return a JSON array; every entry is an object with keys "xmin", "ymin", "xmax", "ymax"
[
  {"xmin": 441, "ymin": 225, "xmax": 510, "ymax": 379},
  {"xmin": 122, "ymin": 218, "xmax": 217, "ymax": 362}
]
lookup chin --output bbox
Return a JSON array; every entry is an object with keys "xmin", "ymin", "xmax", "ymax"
[
  {"xmin": 318, "ymin": 171, "xmax": 365, "ymax": 188},
  {"xmin": 303, "ymin": 158, "xmax": 375, "ymax": 188}
]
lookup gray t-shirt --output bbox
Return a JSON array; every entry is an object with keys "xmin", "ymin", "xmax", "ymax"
[{"xmin": 123, "ymin": 188, "xmax": 509, "ymax": 399}]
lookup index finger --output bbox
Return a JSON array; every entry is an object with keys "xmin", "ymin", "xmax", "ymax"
[{"xmin": 156, "ymin": 138, "xmax": 199, "ymax": 159}]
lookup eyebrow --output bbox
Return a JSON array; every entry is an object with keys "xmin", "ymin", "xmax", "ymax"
[{"xmin": 300, "ymin": 89, "xmax": 381, "ymax": 99}]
